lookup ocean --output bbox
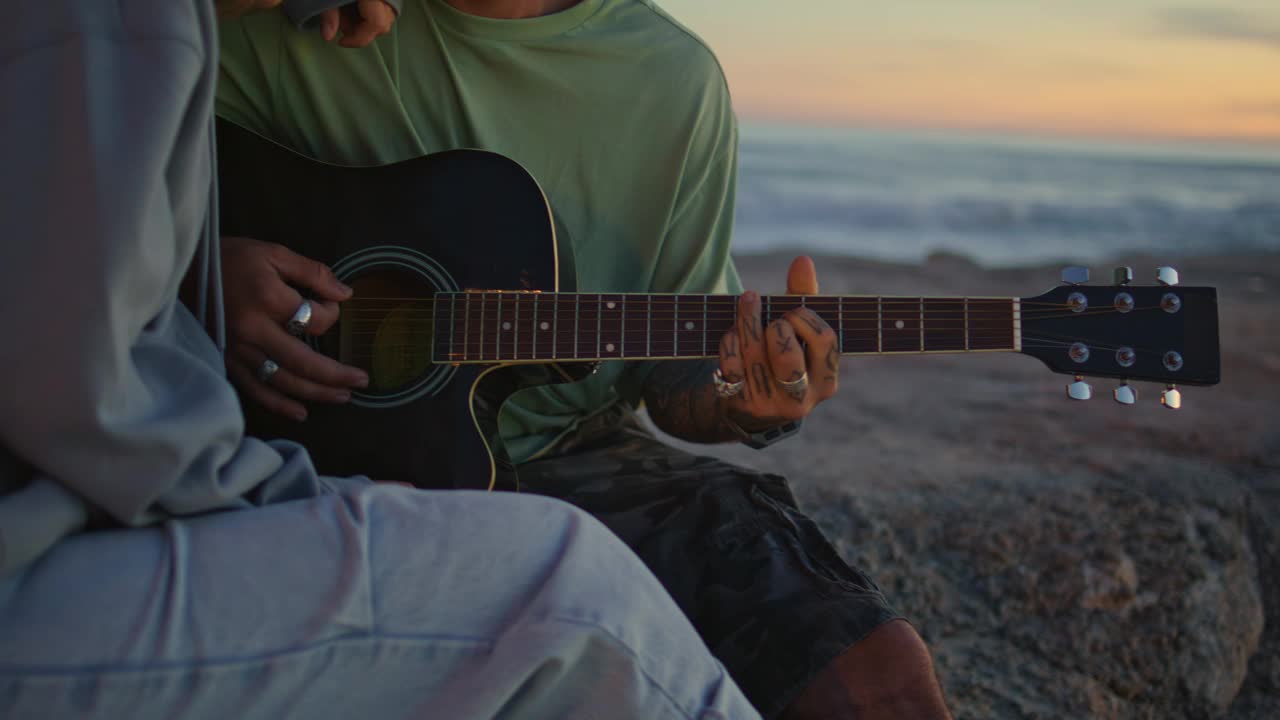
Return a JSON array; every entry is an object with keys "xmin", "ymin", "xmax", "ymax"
[{"xmin": 733, "ymin": 122, "xmax": 1280, "ymax": 267}]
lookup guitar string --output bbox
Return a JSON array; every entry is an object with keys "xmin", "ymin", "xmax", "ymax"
[{"xmin": 339, "ymin": 295, "xmax": 1122, "ymax": 307}]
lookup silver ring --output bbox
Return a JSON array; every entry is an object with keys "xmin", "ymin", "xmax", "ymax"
[
  {"xmin": 712, "ymin": 368, "xmax": 745, "ymax": 399},
  {"xmin": 257, "ymin": 359, "xmax": 281, "ymax": 384},
  {"xmin": 286, "ymin": 300, "xmax": 313, "ymax": 337},
  {"xmin": 777, "ymin": 371, "xmax": 809, "ymax": 402}
]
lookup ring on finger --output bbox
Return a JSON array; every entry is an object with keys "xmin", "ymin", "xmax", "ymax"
[
  {"xmin": 286, "ymin": 300, "xmax": 313, "ymax": 337},
  {"xmin": 257, "ymin": 359, "xmax": 281, "ymax": 384},
  {"xmin": 712, "ymin": 368, "xmax": 745, "ymax": 399},
  {"xmin": 777, "ymin": 371, "xmax": 809, "ymax": 402}
]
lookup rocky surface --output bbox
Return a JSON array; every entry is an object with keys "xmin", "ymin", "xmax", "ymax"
[{"xmin": 652, "ymin": 251, "xmax": 1280, "ymax": 718}]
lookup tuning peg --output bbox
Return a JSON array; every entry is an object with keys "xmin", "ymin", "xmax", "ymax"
[
  {"xmin": 1113, "ymin": 266, "xmax": 1134, "ymax": 286},
  {"xmin": 1067, "ymin": 375, "xmax": 1092, "ymax": 401},
  {"xmin": 1156, "ymin": 267, "xmax": 1180, "ymax": 286},
  {"xmin": 1061, "ymin": 266, "xmax": 1090, "ymax": 285},
  {"xmin": 1114, "ymin": 382, "xmax": 1136, "ymax": 405},
  {"xmin": 1161, "ymin": 384, "xmax": 1182, "ymax": 410}
]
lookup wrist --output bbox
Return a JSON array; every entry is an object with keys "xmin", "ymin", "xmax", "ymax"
[
  {"xmin": 722, "ymin": 414, "xmax": 804, "ymax": 450},
  {"xmin": 721, "ymin": 407, "xmax": 804, "ymax": 449}
]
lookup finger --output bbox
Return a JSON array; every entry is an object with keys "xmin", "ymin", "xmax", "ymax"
[
  {"xmin": 765, "ymin": 319, "xmax": 808, "ymax": 405},
  {"xmin": 234, "ymin": 342, "xmax": 353, "ymax": 406},
  {"xmin": 339, "ymin": 1, "xmax": 395, "ymax": 47},
  {"xmin": 786, "ymin": 308, "xmax": 840, "ymax": 399},
  {"xmin": 786, "ymin": 255, "xmax": 819, "ymax": 295},
  {"xmin": 251, "ymin": 318, "xmax": 369, "ymax": 388},
  {"xmin": 718, "ymin": 329, "xmax": 745, "ymax": 385},
  {"xmin": 282, "ymin": 297, "xmax": 340, "ymax": 337},
  {"xmin": 364, "ymin": 0, "xmax": 399, "ymax": 27},
  {"xmin": 226, "ymin": 349, "xmax": 309, "ymax": 422},
  {"xmin": 320, "ymin": 7, "xmax": 340, "ymax": 41},
  {"xmin": 265, "ymin": 243, "xmax": 352, "ymax": 302},
  {"xmin": 301, "ymin": 298, "xmax": 341, "ymax": 336},
  {"xmin": 339, "ymin": 22, "xmax": 383, "ymax": 48},
  {"xmin": 735, "ymin": 290, "xmax": 772, "ymax": 402}
]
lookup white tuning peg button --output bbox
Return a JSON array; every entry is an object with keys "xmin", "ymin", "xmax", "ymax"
[
  {"xmin": 1061, "ymin": 266, "xmax": 1090, "ymax": 285},
  {"xmin": 1161, "ymin": 384, "xmax": 1182, "ymax": 410},
  {"xmin": 1156, "ymin": 267, "xmax": 1180, "ymax": 286},
  {"xmin": 1114, "ymin": 383, "xmax": 1136, "ymax": 405},
  {"xmin": 1067, "ymin": 376, "xmax": 1092, "ymax": 401}
]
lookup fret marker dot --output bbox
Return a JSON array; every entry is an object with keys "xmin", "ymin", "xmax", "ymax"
[
  {"xmin": 539, "ymin": 321, "xmax": 550, "ymax": 331},
  {"xmin": 895, "ymin": 320, "xmax": 905, "ymax": 330},
  {"xmin": 606, "ymin": 343, "xmax": 616, "ymax": 352},
  {"xmin": 607, "ymin": 301, "xmax": 616, "ymax": 310},
  {"xmin": 685, "ymin": 321, "xmax": 695, "ymax": 330},
  {"xmin": 502, "ymin": 322, "xmax": 511, "ymax": 331}
]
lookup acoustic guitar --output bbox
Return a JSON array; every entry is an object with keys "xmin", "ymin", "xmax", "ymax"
[{"xmin": 215, "ymin": 120, "xmax": 1221, "ymax": 492}]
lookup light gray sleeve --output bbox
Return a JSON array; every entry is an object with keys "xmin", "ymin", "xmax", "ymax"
[
  {"xmin": 284, "ymin": 0, "xmax": 404, "ymax": 30},
  {"xmin": 0, "ymin": 4, "xmax": 346, "ymax": 528}
]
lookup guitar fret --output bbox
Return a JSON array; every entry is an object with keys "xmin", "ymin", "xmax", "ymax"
[
  {"xmin": 496, "ymin": 293, "xmax": 504, "ymax": 361},
  {"xmin": 620, "ymin": 297, "xmax": 627, "ymax": 357},
  {"xmin": 673, "ymin": 295, "xmax": 680, "ymax": 356},
  {"xmin": 513, "ymin": 294, "xmax": 519, "ymax": 360},
  {"xmin": 964, "ymin": 297, "xmax": 970, "ymax": 351},
  {"xmin": 574, "ymin": 294, "xmax": 580, "ymax": 359},
  {"xmin": 919, "ymin": 299, "xmax": 925, "ymax": 353},
  {"xmin": 837, "ymin": 296, "xmax": 844, "ymax": 352},
  {"xmin": 876, "ymin": 298, "xmax": 883, "ymax": 353},
  {"xmin": 480, "ymin": 292, "xmax": 487, "ymax": 361},
  {"xmin": 552, "ymin": 293, "xmax": 559, "ymax": 360},
  {"xmin": 596, "ymin": 295, "xmax": 602, "ymax": 358},
  {"xmin": 646, "ymin": 294, "xmax": 652, "ymax": 358},
  {"xmin": 702, "ymin": 295, "xmax": 709, "ymax": 356},
  {"xmin": 449, "ymin": 293, "xmax": 457, "ymax": 361},
  {"xmin": 532, "ymin": 294, "xmax": 539, "ymax": 359}
]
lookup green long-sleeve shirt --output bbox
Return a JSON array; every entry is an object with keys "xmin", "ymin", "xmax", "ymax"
[{"xmin": 217, "ymin": 0, "xmax": 742, "ymax": 463}]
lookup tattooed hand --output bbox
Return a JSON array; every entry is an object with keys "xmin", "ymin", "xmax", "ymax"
[
  {"xmin": 717, "ymin": 256, "xmax": 839, "ymax": 431},
  {"xmin": 641, "ymin": 256, "xmax": 839, "ymax": 445}
]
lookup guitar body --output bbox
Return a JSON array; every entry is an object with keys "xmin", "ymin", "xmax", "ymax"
[{"xmin": 216, "ymin": 120, "xmax": 588, "ymax": 491}]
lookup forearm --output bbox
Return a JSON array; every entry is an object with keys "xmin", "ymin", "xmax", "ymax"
[{"xmin": 642, "ymin": 359, "xmax": 744, "ymax": 444}]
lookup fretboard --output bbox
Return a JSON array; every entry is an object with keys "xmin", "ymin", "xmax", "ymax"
[{"xmin": 432, "ymin": 292, "xmax": 1020, "ymax": 364}]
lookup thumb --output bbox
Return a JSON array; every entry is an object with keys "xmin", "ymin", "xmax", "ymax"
[
  {"xmin": 786, "ymin": 255, "xmax": 819, "ymax": 295},
  {"xmin": 272, "ymin": 248, "xmax": 352, "ymax": 302}
]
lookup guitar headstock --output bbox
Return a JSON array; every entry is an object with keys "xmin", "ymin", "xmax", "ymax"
[{"xmin": 1020, "ymin": 266, "xmax": 1220, "ymax": 408}]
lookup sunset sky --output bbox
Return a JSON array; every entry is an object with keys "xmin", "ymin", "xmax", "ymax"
[{"xmin": 662, "ymin": 0, "xmax": 1280, "ymax": 143}]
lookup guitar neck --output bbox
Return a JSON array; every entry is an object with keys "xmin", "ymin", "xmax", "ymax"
[{"xmin": 431, "ymin": 292, "xmax": 1021, "ymax": 364}]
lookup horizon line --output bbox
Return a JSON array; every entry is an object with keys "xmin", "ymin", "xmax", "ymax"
[{"xmin": 736, "ymin": 111, "xmax": 1280, "ymax": 149}]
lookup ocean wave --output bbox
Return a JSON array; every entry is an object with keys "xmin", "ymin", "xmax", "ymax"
[{"xmin": 732, "ymin": 130, "xmax": 1280, "ymax": 264}]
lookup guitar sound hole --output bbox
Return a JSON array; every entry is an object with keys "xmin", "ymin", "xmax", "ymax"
[{"xmin": 326, "ymin": 268, "xmax": 435, "ymax": 397}]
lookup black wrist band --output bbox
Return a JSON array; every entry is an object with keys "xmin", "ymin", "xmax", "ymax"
[{"xmin": 724, "ymin": 417, "xmax": 804, "ymax": 449}]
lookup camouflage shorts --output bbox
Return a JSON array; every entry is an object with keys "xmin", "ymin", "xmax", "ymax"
[{"xmin": 517, "ymin": 407, "xmax": 899, "ymax": 719}]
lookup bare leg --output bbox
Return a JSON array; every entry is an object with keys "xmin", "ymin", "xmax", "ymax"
[{"xmin": 782, "ymin": 619, "xmax": 952, "ymax": 720}]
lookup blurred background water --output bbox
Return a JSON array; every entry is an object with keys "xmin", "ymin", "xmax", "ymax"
[{"xmin": 733, "ymin": 122, "xmax": 1280, "ymax": 266}]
